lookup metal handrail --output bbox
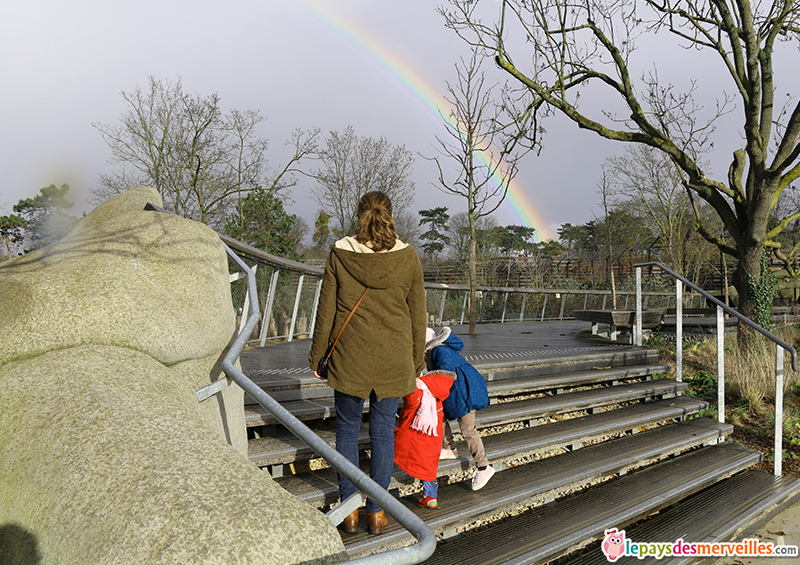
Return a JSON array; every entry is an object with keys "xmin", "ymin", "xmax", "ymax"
[
  {"xmin": 220, "ymin": 241, "xmax": 436, "ymax": 565},
  {"xmin": 634, "ymin": 262, "xmax": 797, "ymax": 476},
  {"xmin": 143, "ymin": 203, "xmax": 435, "ymax": 563},
  {"xmin": 221, "ymin": 233, "xmax": 690, "ymax": 339}
]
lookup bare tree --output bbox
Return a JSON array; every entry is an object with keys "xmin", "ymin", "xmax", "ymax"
[
  {"xmin": 605, "ymin": 146, "xmax": 693, "ymax": 274},
  {"xmin": 428, "ymin": 49, "xmax": 530, "ymax": 334},
  {"xmin": 311, "ymin": 125, "xmax": 416, "ymax": 237},
  {"xmin": 598, "ymin": 170, "xmax": 618, "ymax": 309},
  {"xmin": 441, "ymin": 0, "xmax": 800, "ymax": 324},
  {"xmin": 448, "ymin": 212, "xmax": 499, "ymax": 264},
  {"xmin": 393, "ymin": 210, "xmax": 421, "ymax": 247},
  {"xmin": 93, "ymin": 76, "xmax": 318, "ymax": 228}
]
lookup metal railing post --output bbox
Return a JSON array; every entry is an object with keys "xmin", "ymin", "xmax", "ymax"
[
  {"xmin": 775, "ymin": 346, "xmax": 785, "ymax": 476},
  {"xmin": 438, "ymin": 289, "xmax": 447, "ymax": 326},
  {"xmin": 635, "ymin": 267, "xmax": 642, "ymax": 347},
  {"xmin": 676, "ymin": 279, "xmax": 683, "ymax": 383},
  {"xmin": 501, "ymin": 292, "xmax": 509, "ymax": 323},
  {"xmin": 231, "ymin": 264, "xmax": 258, "ymax": 336},
  {"xmin": 540, "ymin": 293, "xmax": 548, "ymax": 321},
  {"xmin": 716, "ymin": 304, "xmax": 725, "ymax": 423},
  {"xmin": 307, "ymin": 277, "xmax": 323, "ymax": 339},
  {"xmin": 259, "ymin": 268, "xmax": 281, "ymax": 347},
  {"xmin": 520, "ymin": 294, "xmax": 527, "ymax": 322},
  {"xmin": 287, "ymin": 274, "xmax": 304, "ymax": 342},
  {"xmin": 460, "ymin": 292, "xmax": 468, "ymax": 325}
]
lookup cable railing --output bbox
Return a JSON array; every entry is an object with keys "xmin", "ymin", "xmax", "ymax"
[{"xmin": 633, "ymin": 262, "xmax": 798, "ymax": 476}]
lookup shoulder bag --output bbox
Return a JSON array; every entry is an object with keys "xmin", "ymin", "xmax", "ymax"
[{"xmin": 316, "ymin": 286, "xmax": 369, "ymax": 379}]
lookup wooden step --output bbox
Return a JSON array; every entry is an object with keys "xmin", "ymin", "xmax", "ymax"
[
  {"xmin": 560, "ymin": 469, "xmax": 800, "ymax": 565},
  {"xmin": 468, "ymin": 378, "xmax": 687, "ymax": 429},
  {"xmin": 241, "ymin": 347, "xmax": 665, "ymax": 405},
  {"xmin": 245, "ymin": 376, "xmax": 686, "ymax": 428},
  {"xmin": 248, "ymin": 396, "xmax": 705, "ymax": 469},
  {"xmin": 339, "ymin": 419, "xmax": 739, "ymax": 558},
  {"xmin": 246, "ymin": 354, "xmax": 672, "ymax": 404},
  {"xmin": 244, "ymin": 362, "xmax": 672, "ymax": 404},
  {"xmin": 485, "ymin": 362, "xmax": 672, "ymax": 399},
  {"xmin": 473, "ymin": 348, "xmax": 662, "ymax": 381},
  {"xmin": 432, "ymin": 395, "xmax": 705, "ymax": 478},
  {"xmin": 277, "ymin": 417, "xmax": 730, "ymax": 511},
  {"xmin": 413, "ymin": 442, "xmax": 761, "ymax": 565}
]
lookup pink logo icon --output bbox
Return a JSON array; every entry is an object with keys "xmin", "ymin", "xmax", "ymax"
[{"xmin": 601, "ymin": 528, "xmax": 626, "ymax": 562}]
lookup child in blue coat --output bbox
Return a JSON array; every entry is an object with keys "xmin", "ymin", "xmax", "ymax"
[{"xmin": 425, "ymin": 327, "xmax": 496, "ymax": 491}]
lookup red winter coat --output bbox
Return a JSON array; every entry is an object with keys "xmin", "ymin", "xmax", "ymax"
[{"xmin": 394, "ymin": 370, "xmax": 456, "ymax": 481}]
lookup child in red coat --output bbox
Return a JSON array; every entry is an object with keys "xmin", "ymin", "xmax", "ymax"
[{"xmin": 394, "ymin": 369, "xmax": 456, "ymax": 509}]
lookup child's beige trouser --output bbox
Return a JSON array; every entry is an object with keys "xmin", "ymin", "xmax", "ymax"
[{"xmin": 442, "ymin": 409, "xmax": 490, "ymax": 468}]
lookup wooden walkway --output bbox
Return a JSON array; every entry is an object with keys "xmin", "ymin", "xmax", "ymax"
[{"xmin": 236, "ymin": 319, "xmax": 800, "ymax": 564}]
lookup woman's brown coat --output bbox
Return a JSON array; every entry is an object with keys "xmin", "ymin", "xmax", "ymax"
[{"xmin": 309, "ymin": 238, "xmax": 427, "ymax": 400}]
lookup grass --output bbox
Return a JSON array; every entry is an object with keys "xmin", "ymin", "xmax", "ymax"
[{"xmin": 644, "ymin": 325, "xmax": 800, "ymax": 476}]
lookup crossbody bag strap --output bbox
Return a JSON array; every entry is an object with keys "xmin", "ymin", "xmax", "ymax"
[{"xmin": 328, "ymin": 286, "xmax": 370, "ymax": 353}]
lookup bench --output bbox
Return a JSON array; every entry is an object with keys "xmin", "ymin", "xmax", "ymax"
[{"xmin": 574, "ymin": 309, "xmax": 665, "ymax": 342}]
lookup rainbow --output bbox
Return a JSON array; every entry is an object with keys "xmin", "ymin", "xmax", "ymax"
[{"xmin": 290, "ymin": 0, "xmax": 554, "ymax": 241}]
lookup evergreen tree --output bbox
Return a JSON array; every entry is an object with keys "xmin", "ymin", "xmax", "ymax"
[
  {"xmin": 312, "ymin": 210, "xmax": 332, "ymax": 255},
  {"xmin": 492, "ymin": 225, "xmax": 537, "ymax": 258},
  {"xmin": 418, "ymin": 207, "xmax": 451, "ymax": 263},
  {"xmin": 225, "ymin": 188, "xmax": 304, "ymax": 261},
  {"xmin": 13, "ymin": 184, "xmax": 78, "ymax": 251}
]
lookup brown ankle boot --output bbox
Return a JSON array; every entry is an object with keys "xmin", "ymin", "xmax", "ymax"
[
  {"xmin": 340, "ymin": 509, "xmax": 359, "ymax": 534},
  {"xmin": 366, "ymin": 509, "xmax": 387, "ymax": 534}
]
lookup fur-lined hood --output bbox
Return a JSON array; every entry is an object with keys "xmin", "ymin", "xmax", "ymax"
[
  {"xmin": 329, "ymin": 237, "xmax": 417, "ymax": 290},
  {"xmin": 425, "ymin": 326, "xmax": 452, "ymax": 351},
  {"xmin": 334, "ymin": 235, "xmax": 409, "ymax": 254},
  {"xmin": 418, "ymin": 368, "xmax": 457, "ymax": 401}
]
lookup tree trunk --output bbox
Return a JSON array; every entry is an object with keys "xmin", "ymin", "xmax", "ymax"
[
  {"xmin": 733, "ymin": 241, "xmax": 767, "ymax": 346},
  {"xmin": 722, "ymin": 250, "xmax": 730, "ymax": 307},
  {"xmin": 469, "ymin": 236, "xmax": 477, "ymax": 335},
  {"xmin": 608, "ymin": 255, "xmax": 617, "ymax": 309}
]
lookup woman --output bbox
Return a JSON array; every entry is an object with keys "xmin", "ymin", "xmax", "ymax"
[{"xmin": 309, "ymin": 191, "xmax": 427, "ymax": 535}]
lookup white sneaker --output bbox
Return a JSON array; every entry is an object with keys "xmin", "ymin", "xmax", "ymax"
[
  {"xmin": 439, "ymin": 448, "xmax": 458, "ymax": 460},
  {"xmin": 471, "ymin": 465, "xmax": 495, "ymax": 491}
]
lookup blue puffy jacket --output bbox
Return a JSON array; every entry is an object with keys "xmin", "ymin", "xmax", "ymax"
[{"xmin": 428, "ymin": 332, "xmax": 489, "ymax": 420}]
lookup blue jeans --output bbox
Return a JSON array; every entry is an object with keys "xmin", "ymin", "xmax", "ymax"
[
  {"xmin": 423, "ymin": 480, "xmax": 438, "ymax": 498},
  {"xmin": 334, "ymin": 390, "xmax": 399, "ymax": 514}
]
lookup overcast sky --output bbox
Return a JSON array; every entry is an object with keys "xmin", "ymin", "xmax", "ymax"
[{"xmin": 1, "ymin": 1, "xmax": 797, "ymax": 243}]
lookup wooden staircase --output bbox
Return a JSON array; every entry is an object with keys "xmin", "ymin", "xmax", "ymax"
[{"xmin": 240, "ymin": 343, "xmax": 800, "ymax": 564}]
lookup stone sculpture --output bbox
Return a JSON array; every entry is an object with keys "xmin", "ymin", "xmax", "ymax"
[{"xmin": 0, "ymin": 187, "xmax": 345, "ymax": 564}]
